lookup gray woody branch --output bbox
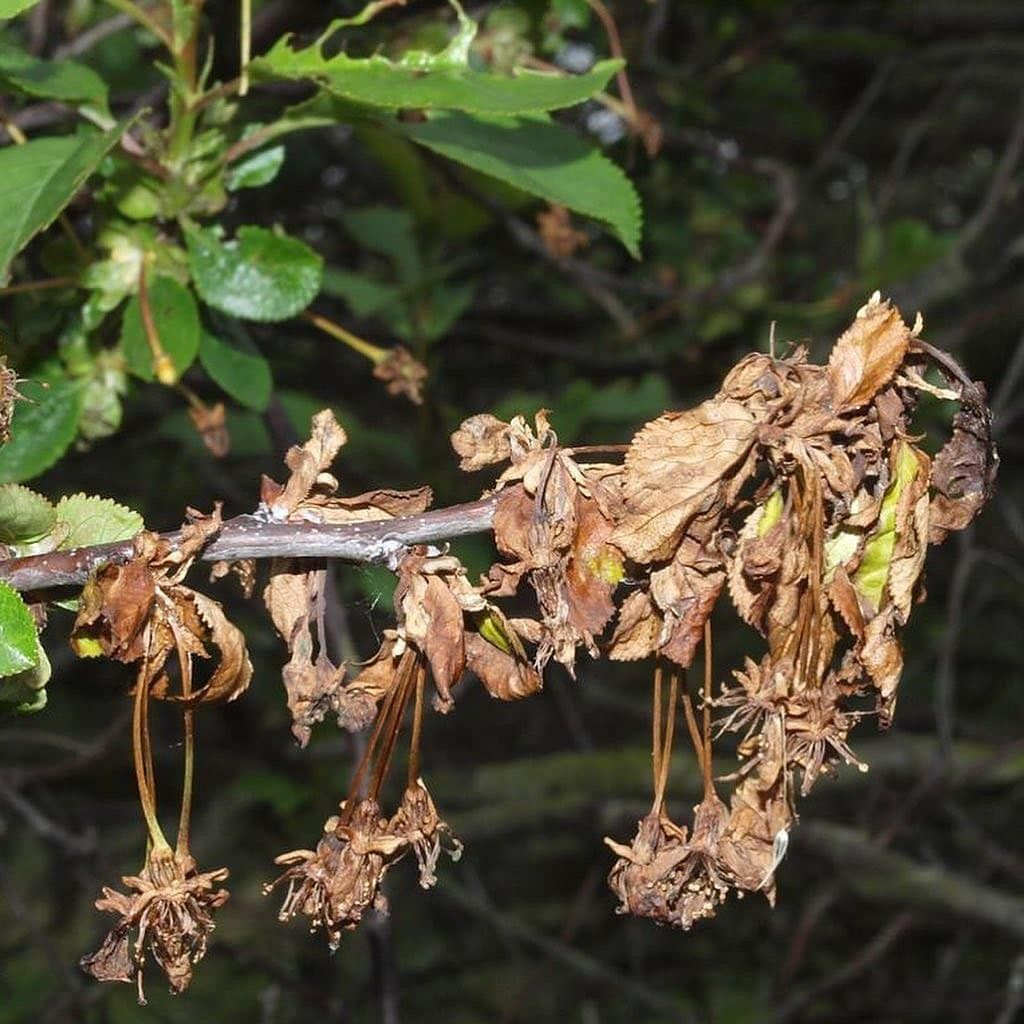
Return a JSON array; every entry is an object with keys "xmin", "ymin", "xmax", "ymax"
[{"xmin": 0, "ymin": 496, "xmax": 500, "ymax": 593}]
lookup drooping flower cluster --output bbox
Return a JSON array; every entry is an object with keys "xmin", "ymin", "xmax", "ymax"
[{"xmin": 74, "ymin": 295, "xmax": 996, "ymax": 996}]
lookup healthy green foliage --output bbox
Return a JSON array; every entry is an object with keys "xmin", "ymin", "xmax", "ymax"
[
  {"xmin": 53, "ymin": 494, "xmax": 144, "ymax": 549},
  {"xmin": 0, "ymin": 375, "xmax": 84, "ymax": 483},
  {"xmin": 0, "ymin": 484, "xmax": 56, "ymax": 545},
  {"xmin": 252, "ymin": 43, "xmax": 623, "ymax": 116},
  {"xmin": 0, "ymin": 580, "xmax": 38, "ymax": 677},
  {"xmin": 224, "ymin": 146, "xmax": 286, "ymax": 192},
  {"xmin": 401, "ymin": 113, "xmax": 643, "ymax": 256},
  {"xmin": 0, "ymin": 39, "xmax": 109, "ymax": 112},
  {"xmin": 185, "ymin": 225, "xmax": 324, "ymax": 321},
  {"xmin": 199, "ymin": 329, "xmax": 273, "ymax": 411},
  {"xmin": 0, "ymin": 125, "xmax": 126, "ymax": 282},
  {"xmin": 0, "ymin": 641, "xmax": 50, "ymax": 713},
  {"xmin": 0, "ymin": 0, "xmax": 41, "ymax": 16},
  {"xmin": 119, "ymin": 275, "xmax": 200, "ymax": 381}
]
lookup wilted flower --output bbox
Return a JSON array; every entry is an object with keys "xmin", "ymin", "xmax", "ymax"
[
  {"xmin": 266, "ymin": 798, "xmax": 407, "ymax": 951},
  {"xmin": 390, "ymin": 779, "xmax": 462, "ymax": 889},
  {"xmin": 604, "ymin": 811, "xmax": 689, "ymax": 922},
  {"xmin": 80, "ymin": 847, "xmax": 229, "ymax": 1003}
]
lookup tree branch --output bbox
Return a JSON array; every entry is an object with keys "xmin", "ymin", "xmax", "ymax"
[{"xmin": 0, "ymin": 496, "xmax": 500, "ymax": 593}]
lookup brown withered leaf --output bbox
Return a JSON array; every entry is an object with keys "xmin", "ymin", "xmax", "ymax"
[
  {"xmin": 302, "ymin": 485, "xmax": 433, "ymax": 524},
  {"xmin": 465, "ymin": 631, "xmax": 542, "ymax": 700},
  {"xmin": 395, "ymin": 551, "xmax": 470, "ymax": 710},
  {"xmin": 270, "ymin": 410, "xmax": 348, "ymax": 517},
  {"xmin": 650, "ymin": 537, "xmax": 724, "ymax": 669},
  {"xmin": 374, "ymin": 345, "xmax": 427, "ymax": 405},
  {"xmin": 929, "ymin": 391, "xmax": 998, "ymax": 543},
  {"xmin": 263, "ymin": 563, "xmax": 345, "ymax": 745},
  {"xmin": 451, "ymin": 414, "xmax": 512, "ymax": 471},
  {"xmin": 187, "ymin": 402, "xmax": 229, "ymax": 458},
  {"xmin": 337, "ymin": 637, "xmax": 400, "ymax": 731},
  {"xmin": 616, "ymin": 398, "xmax": 758, "ymax": 564},
  {"xmin": 72, "ymin": 560, "xmax": 156, "ymax": 663},
  {"xmin": 859, "ymin": 609, "xmax": 904, "ymax": 727},
  {"xmin": 80, "ymin": 847, "xmax": 229, "ymax": 1002},
  {"xmin": 607, "ymin": 589, "xmax": 661, "ymax": 662},
  {"xmin": 165, "ymin": 591, "xmax": 253, "ymax": 706},
  {"xmin": 564, "ymin": 496, "xmax": 623, "ymax": 639},
  {"xmin": 826, "ymin": 293, "xmax": 913, "ymax": 411},
  {"xmin": 887, "ymin": 461, "xmax": 930, "ymax": 622}
]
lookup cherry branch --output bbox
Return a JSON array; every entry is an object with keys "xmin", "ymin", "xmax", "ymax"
[{"xmin": 0, "ymin": 496, "xmax": 500, "ymax": 593}]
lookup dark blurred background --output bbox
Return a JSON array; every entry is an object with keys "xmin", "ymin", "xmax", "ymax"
[{"xmin": 2, "ymin": 1, "xmax": 1024, "ymax": 1022}]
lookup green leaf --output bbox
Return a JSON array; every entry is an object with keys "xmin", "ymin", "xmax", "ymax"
[
  {"xmin": 0, "ymin": 640, "xmax": 50, "ymax": 713},
  {"xmin": 0, "ymin": 123, "xmax": 128, "ymax": 283},
  {"xmin": 341, "ymin": 206, "xmax": 421, "ymax": 284},
  {"xmin": 854, "ymin": 440, "xmax": 919, "ymax": 613},
  {"xmin": 199, "ymin": 328, "xmax": 273, "ymax": 411},
  {"xmin": 322, "ymin": 267, "xmax": 403, "ymax": 318},
  {"xmin": 0, "ymin": 580, "xmax": 38, "ymax": 677},
  {"xmin": 0, "ymin": 484, "xmax": 56, "ymax": 544},
  {"xmin": 251, "ymin": 34, "xmax": 622, "ymax": 116},
  {"xmin": 0, "ymin": 373, "xmax": 84, "ymax": 483},
  {"xmin": 119, "ymin": 275, "xmax": 200, "ymax": 381},
  {"xmin": 54, "ymin": 493, "xmax": 143, "ymax": 549},
  {"xmin": 225, "ymin": 145, "xmax": 286, "ymax": 191},
  {"xmin": 400, "ymin": 112, "xmax": 642, "ymax": 257},
  {"xmin": 0, "ymin": 0, "xmax": 42, "ymax": 15},
  {"xmin": 185, "ymin": 225, "xmax": 323, "ymax": 321},
  {"xmin": 0, "ymin": 39, "xmax": 109, "ymax": 112}
]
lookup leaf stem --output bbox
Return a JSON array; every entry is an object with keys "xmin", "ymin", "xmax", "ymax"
[
  {"xmin": 132, "ymin": 629, "xmax": 171, "ymax": 853},
  {"xmin": 301, "ymin": 310, "xmax": 389, "ymax": 365},
  {"xmin": 239, "ymin": 0, "xmax": 251, "ymax": 96},
  {"xmin": 0, "ymin": 277, "xmax": 78, "ymax": 296},
  {"xmin": 407, "ymin": 660, "xmax": 425, "ymax": 787}
]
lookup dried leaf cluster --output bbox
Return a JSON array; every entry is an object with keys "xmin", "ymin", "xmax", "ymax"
[{"xmin": 74, "ymin": 295, "xmax": 996, "ymax": 998}]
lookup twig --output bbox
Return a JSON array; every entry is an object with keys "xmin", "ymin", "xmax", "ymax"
[
  {"xmin": 994, "ymin": 950, "xmax": 1024, "ymax": 1024},
  {"xmin": 769, "ymin": 911, "xmax": 914, "ymax": 1023},
  {"xmin": 800, "ymin": 821, "xmax": 1024, "ymax": 938},
  {"xmin": 0, "ymin": 495, "xmax": 500, "ymax": 592},
  {"xmin": 437, "ymin": 878, "xmax": 695, "ymax": 1019},
  {"xmin": 53, "ymin": 11, "xmax": 134, "ymax": 58}
]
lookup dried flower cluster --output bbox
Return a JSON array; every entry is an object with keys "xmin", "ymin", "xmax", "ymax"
[
  {"xmin": 73, "ymin": 295, "xmax": 995, "ymax": 997},
  {"xmin": 267, "ymin": 781, "xmax": 461, "ymax": 950}
]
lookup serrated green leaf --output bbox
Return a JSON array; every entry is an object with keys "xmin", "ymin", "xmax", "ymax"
[
  {"xmin": 0, "ymin": 39, "xmax": 109, "ymax": 112},
  {"xmin": 0, "ymin": 483, "xmax": 55, "ymax": 544},
  {"xmin": 186, "ymin": 225, "xmax": 323, "ymax": 321},
  {"xmin": 854, "ymin": 441, "xmax": 919, "ymax": 613},
  {"xmin": 400, "ymin": 112, "xmax": 642, "ymax": 257},
  {"xmin": 225, "ymin": 145, "xmax": 286, "ymax": 191},
  {"xmin": 0, "ymin": 580, "xmax": 38, "ymax": 677},
  {"xmin": 53, "ymin": 493, "xmax": 143, "ymax": 549},
  {"xmin": 0, "ymin": 122, "xmax": 129, "ymax": 283},
  {"xmin": 0, "ymin": 640, "xmax": 49, "ymax": 713},
  {"xmin": 199, "ymin": 328, "xmax": 273, "ymax": 411},
  {"xmin": 251, "ymin": 29, "xmax": 622, "ymax": 116},
  {"xmin": 120, "ymin": 275, "xmax": 200, "ymax": 381},
  {"xmin": 0, "ymin": 373, "xmax": 84, "ymax": 483},
  {"xmin": 0, "ymin": 0, "xmax": 42, "ymax": 15}
]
